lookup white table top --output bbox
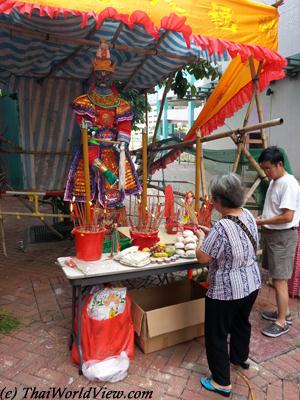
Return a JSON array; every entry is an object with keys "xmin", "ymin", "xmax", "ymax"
[{"xmin": 58, "ymin": 254, "xmax": 197, "ymax": 280}]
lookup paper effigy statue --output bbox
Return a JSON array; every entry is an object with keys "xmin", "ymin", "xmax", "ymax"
[{"xmin": 64, "ymin": 39, "xmax": 141, "ymax": 208}]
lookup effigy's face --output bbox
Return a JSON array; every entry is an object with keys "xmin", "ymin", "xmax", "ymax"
[{"xmin": 95, "ymin": 70, "xmax": 114, "ymax": 87}]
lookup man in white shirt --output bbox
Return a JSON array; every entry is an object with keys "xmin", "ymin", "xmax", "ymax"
[{"xmin": 257, "ymin": 146, "xmax": 300, "ymax": 338}]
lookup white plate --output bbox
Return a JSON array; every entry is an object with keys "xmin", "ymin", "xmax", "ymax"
[{"xmin": 180, "ymin": 253, "xmax": 197, "ymax": 259}]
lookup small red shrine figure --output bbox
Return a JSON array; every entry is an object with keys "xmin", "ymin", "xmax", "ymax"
[
  {"xmin": 184, "ymin": 191, "xmax": 195, "ymax": 216},
  {"xmin": 64, "ymin": 39, "xmax": 141, "ymax": 208}
]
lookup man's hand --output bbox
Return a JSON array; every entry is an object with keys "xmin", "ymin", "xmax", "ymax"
[
  {"xmin": 256, "ymin": 216, "xmax": 264, "ymax": 226},
  {"xmin": 256, "ymin": 209, "xmax": 294, "ymax": 226}
]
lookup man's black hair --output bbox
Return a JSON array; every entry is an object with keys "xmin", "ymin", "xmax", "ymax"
[{"xmin": 258, "ymin": 146, "xmax": 285, "ymax": 166}]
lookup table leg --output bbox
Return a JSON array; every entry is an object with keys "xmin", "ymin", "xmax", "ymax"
[
  {"xmin": 69, "ymin": 286, "xmax": 76, "ymax": 350},
  {"xmin": 77, "ymin": 285, "xmax": 83, "ymax": 375}
]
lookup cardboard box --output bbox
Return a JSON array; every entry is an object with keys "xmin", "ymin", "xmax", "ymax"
[{"xmin": 130, "ymin": 280, "xmax": 206, "ymax": 353}]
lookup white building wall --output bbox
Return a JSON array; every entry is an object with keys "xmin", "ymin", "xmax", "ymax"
[
  {"xmin": 260, "ymin": 76, "xmax": 300, "ymax": 177},
  {"xmin": 277, "ymin": 1, "xmax": 300, "ymax": 57},
  {"xmin": 254, "ymin": 0, "xmax": 300, "ymax": 177}
]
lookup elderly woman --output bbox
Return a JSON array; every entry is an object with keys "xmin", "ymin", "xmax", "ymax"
[{"xmin": 196, "ymin": 173, "xmax": 261, "ymax": 398}]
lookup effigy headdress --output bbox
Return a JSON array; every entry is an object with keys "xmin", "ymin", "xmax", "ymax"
[{"xmin": 93, "ymin": 38, "xmax": 115, "ymax": 72}]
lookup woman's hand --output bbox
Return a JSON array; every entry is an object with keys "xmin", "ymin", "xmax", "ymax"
[
  {"xmin": 194, "ymin": 228, "xmax": 206, "ymax": 241},
  {"xmin": 198, "ymin": 225, "xmax": 211, "ymax": 235}
]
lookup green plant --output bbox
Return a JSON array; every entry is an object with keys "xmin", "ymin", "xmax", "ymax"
[
  {"xmin": 115, "ymin": 84, "xmax": 151, "ymax": 130},
  {"xmin": 114, "ymin": 59, "xmax": 220, "ymax": 129},
  {"xmin": 0, "ymin": 309, "xmax": 20, "ymax": 333},
  {"xmin": 169, "ymin": 60, "xmax": 221, "ymax": 99}
]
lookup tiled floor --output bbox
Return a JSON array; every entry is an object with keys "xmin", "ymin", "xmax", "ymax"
[{"xmin": 1, "ymin": 199, "xmax": 300, "ymax": 399}]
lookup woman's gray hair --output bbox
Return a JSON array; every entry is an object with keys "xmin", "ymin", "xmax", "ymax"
[{"xmin": 210, "ymin": 173, "xmax": 245, "ymax": 208}]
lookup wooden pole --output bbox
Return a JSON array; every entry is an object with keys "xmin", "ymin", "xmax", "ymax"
[
  {"xmin": 195, "ymin": 129, "xmax": 201, "ymax": 212},
  {"xmin": 200, "ymin": 141, "xmax": 207, "ymax": 197},
  {"xmin": 272, "ymin": 0, "xmax": 284, "ymax": 7},
  {"xmin": 249, "ymin": 57, "xmax": 268, "ymax": 148},
  {"xmin": 244, "ymin": 178, "xmax": 262, "ymax": 205},
  {"xmin": 151, "ymin": 74, "xmax": 173, "ymax": 147},
  {"xmin": 0, "ymin": 22, "xmax": 197, "ymax": 64},
  {"xmin": 81, "ymin": 122, "xmax": 91, "ymax": 226},
  {"xmin": 232, "ymin": 95, "xmax": 255, "ymax": 173},
  {"xmin": 243, "ymin": 95, "xmax": 255, "ymax": 128},
  {"xmin": 124, "ymin": 31, "xmax": 171, "ymax": 90},
  {"xmin": 146, "ymin": 118, "xmax": 283, "ymax": 153},
  {"xmin": 241, "ymin": 146, "xmax": 267, "ymax": 180},
  {"xmin": 232, "ymin": 143, "xmax": 243, "ymax": 173}
]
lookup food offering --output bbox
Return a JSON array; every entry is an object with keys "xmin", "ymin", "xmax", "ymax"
[
  {"xmin": 175, "ymin": 230, "xmax": 198, "ymax": 258},
  {"xmin": 147, "ymin": 243, "xmax": 179, "ymax": 264}
]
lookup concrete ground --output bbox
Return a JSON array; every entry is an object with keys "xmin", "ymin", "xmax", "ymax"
[{"xmin": 1, "ymin": 197, "xmax": 300, "ymax": 400}]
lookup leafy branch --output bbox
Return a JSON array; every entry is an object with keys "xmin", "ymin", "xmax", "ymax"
[
  {"xmin": 115, "ymin": 84, "xmax": 151, "ymax": 131},
  {"xmin": 169, "ymin": 60, "xmax": 221, "ymax": 99}
]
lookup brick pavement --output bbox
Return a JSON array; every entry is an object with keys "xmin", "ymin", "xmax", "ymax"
[{"xmin": 1, "ymin": 201, "xmax": 300, "ymax": 399}]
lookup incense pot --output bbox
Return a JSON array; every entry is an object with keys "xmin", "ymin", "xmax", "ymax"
[
  {"xmin": 72, "ymin": 227, "xmax": 106, "ymax": 261},
  {"xmin": 165, "ymin": 219, "xmax": 179, "ymax": 234},
  {"xmin": 129, "ymin": 229, "xmax": 159, "ymax": 250}
]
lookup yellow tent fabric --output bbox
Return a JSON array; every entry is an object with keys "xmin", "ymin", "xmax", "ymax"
[
  {"xmin": 1, "ymin": 0, "xmax": 286, "ymax": 174},
  {"xmin": 188, "ymin": 56, "xmax": 255, "ymax": 138},
  {"xmin": 1, "ymin": 0, "xmax": 279, "ymax": 50},
  {"xmin": 150, "ymin": 54, "xmax": 286, "ymax": 173}
]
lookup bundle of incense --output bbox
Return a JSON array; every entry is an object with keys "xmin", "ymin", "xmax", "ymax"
[
  {"xmin": 143, "ymin": 207, "xmax": 149, "ymax": 232},
  {"xmin": 137, "ymin": 200, "xmax": 143, "ymax": 231},
  {"xmin": 70, "ymin": 202, "xmax": 76, "ymax": 227},
  {"xmin": 92, "ymin": 202, "xmax": 101, "ymax": 227},
  {"xmin": 73, "ymin": 202, "xmax": 85, "ymax": 227},
  {"xmin": 71, "ymin": 200, "xmax": 107, "ymax": 232},
  {"xmin": 129, "ymin": 215, "xmax": 135, "ymax": 230},
  {"xmin": 147, "ymin": 204, "xmax": 155, "ymax": 231},
  {"xmin": 181, "ymin": 198, "xmax": 198, "ymax": 225},
  {"xmin": 152, "ymin": 206, "xmax": 164, "ymax": 230}
]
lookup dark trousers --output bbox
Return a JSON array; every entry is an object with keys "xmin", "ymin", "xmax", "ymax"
[{"xmin": 205, "ymin": 290, "xmax": 258, "ymax": 386}]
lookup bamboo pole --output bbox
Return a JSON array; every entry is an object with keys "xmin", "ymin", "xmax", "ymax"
[
  {"xmin": 81, "ymin": 122, "xmax": 91, "ymax": 226},
  {"xmin": 249, "ymin": 57, "xmax": 268, "ymax": 148},
  {"xmin": 241, "ymin": 146, "xmax": 267, "ymax": 180},
  {"xmin": 243, "ymin": 95, "xmax": 255, "ymax": 128},
  {"xmin": 124, "ymin": 31, "xmax": 171, "ymax": 90},
  {"xmin": 272, "ymin": 0, "xmax": 284, "ymax": 7},
  {"xmin": 244, "ymin": 178, "xmax": 262, "ymax": 205},
  {"xmin": 151, "ymin": 74, "xmax": 173, "ymax": 147},
  {"xmin": 147, "ymin": 118, "xmax": 283, "ymax": 153},
  {"xmin": 111, "ymin": 22, "xmax": 124, "ymax": 44},
  {"xmin": 232, "ymin": 95, "xmax": 255, "ymax": 173},
  {"xmin": 232, "ymin": 143, "xmax": 243, "ymax": 173},
  {"xmin": 195, "ymin": 129, "xmax": 201, "ymax": 212},
  {"xmin": 0, "ymin": 22, "xmax": 197, "ymax": 64},
  {"xmin": 200, "ymin": 141, "xmax": 207, "ymax": 197}
]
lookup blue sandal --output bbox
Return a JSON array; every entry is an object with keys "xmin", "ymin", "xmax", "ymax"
[{"xmin": 200, "ymin": 376, "xmax": 231, "ymax": 398}]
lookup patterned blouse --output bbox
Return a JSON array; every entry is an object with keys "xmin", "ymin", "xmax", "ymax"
[{"xmin": 202, "ymin": 208, "xmax": 261, "ymax": 300}]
